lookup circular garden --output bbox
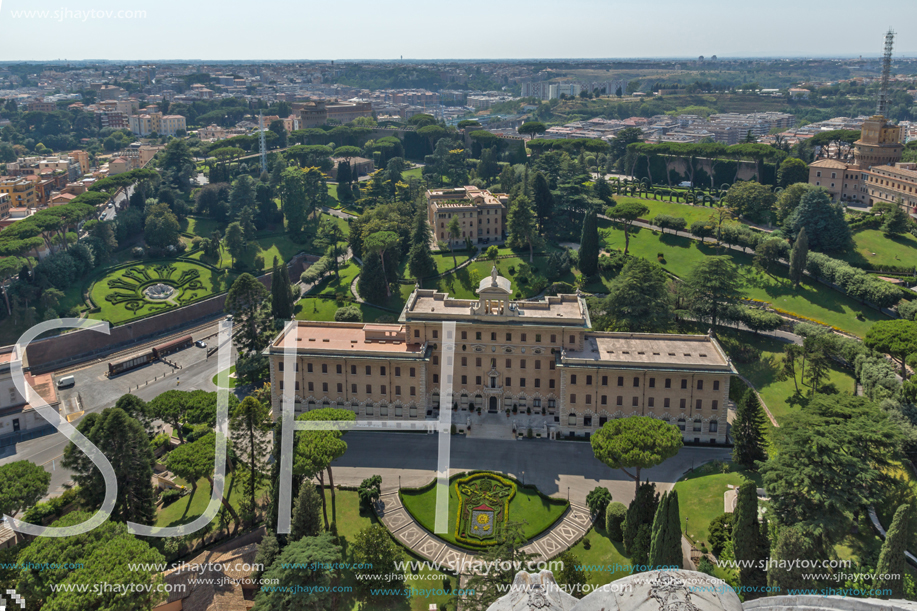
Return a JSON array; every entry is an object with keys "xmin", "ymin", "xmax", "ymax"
[
  {"xmin": 88, "ymin": 261, "xmax": 232, "ymax": 324},
  {"xmin": 399, "ymin": 471, "xmax": 568, "ymax": 550}
]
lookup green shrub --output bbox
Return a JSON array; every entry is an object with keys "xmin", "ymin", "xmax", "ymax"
[
  {"xmin": 605, "ymin": 501, "xmax": 627, "ymax": 541},
  {"xmin": 160, "ymin": 488, "xmax": 184, "ymax": 507}
]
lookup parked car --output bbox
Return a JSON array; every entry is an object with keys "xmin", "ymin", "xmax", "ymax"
[
  {"xmin": 195, "ymin": 340, "xmax": 206, "ymax": 348},
  {"xmin": 57, "ymin": 375, "xmax": 75, "ymax": 388}
]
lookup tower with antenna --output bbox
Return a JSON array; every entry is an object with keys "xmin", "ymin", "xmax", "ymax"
[
  {"xmin": 258, "ymin": 111, "xmax": 268, "ymax": 175},
  {"xmin": 876, "ymin": 29, "xmax": 894, "ymax": 117}
]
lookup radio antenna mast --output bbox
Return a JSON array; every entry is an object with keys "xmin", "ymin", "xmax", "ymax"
[{"xmin": 877, "ymin": 29, "xmax": 894, "ymax": 117}]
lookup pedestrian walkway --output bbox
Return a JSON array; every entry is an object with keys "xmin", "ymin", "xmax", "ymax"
[{"xmin": 374, "ymin": 486, "xmax": 594, "ymax": 573}]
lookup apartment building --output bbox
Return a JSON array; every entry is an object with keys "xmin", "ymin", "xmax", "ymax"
[
  {"xmin": 293, "ymin": 100, "xmax": 373, "ymax": 128},
  {"xmin": 129, "ymin": 112, "xmax": 187, "ymax": 136},
  {"xmin": 427, "ymin": 186, "xmax": 507, "ymax": 246},
  {"xmin": 264, "ymin": 272, "xmax": 734, "ymax": 442},
  {"xmin": 0, "ymin": 177, "xmax": 36, "ymax": 208},
  {"xmin": 0, "ymin": 193, "xmax": 9, "ymax": 219}
]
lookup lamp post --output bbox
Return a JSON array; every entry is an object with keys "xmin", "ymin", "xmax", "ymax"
[
  {"xmin": 685, "ymin": 516, "xmax": 689, "ymax": 535},
  {"xmin": 567, "ymin": 486, "xmax": 570, "ymax": 502}
]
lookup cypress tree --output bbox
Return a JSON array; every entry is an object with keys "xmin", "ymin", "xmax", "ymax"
[
  {"xmin": 789, "ymin": 226, "xmax": 808, "ymax": 289},
  {"xmin": 532, "ymin": 172, "xmax": 554, "ymax": 230},
  {"xmin": 733, "ymin": 481, "xmax": 766, "ymax": 595},
  {"xmin": 270, "ymin": 256, "xmax": 294, "ymax": 320},
  {"xmin": 579, "ymin": 210, "xmax": 599, "ymax": 277},
  {"xmin": 290, "ymin": 480, "xmax": 324, "ymax": 542},
  {"xmin": 358, "ymin": 252, "xmax": 388, "ymax": 305},
  {"xmin": 649, "ymin": 490, "xmax": 682, "ymax": 569},
  {"xmin": 732, "ymin": 389, "xmax": 767, "ymax": 470},
  {"xmin": 876, "ymin": 503, "xmax": 913, "ymax": 598},
  {"xmin": 407, "ymin": 211, "xmax": 436, "ymax": 286},
  {"xmin": 624, "ymin": 482, "xmax": 659, "ymax": 555}
]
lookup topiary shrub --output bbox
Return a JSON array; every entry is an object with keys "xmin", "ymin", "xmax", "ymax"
[
  {"xmin": 160, "ymin": 488, "xmax": 184, "ymax": 507},
  {"xmin": 605, "ymin": 501, "xmax": 627, "ymax": 541}
]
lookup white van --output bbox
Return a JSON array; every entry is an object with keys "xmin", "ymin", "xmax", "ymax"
[{"xmin": 57, "ymin": 376, "xmax": 75, "ymax": 389}]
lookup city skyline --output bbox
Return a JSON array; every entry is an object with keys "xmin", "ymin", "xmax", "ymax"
[{"xmin": 0, "ymin": 0, "xmax": 913, "ymax": 62}]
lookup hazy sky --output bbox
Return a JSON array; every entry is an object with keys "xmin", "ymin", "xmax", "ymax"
[{"xmin": 0, "ymin": 0, "xmax": 912, "ymax": 61}]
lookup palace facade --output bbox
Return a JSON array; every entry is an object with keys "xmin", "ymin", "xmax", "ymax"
[{"xmin": 265, "ymin": 270, "xmax": 736, "ymax": 443}]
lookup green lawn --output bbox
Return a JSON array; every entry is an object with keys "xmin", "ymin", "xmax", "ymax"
[
  {"xmin": 187, "ymin": 233, "xmax": 306, "ymax": 271},
  {"xmin": 399, "ymin": 251, "xmax": 473, "ymax": 280},
  {"xmin": 840, "ymin": 228, "xmax": 917, "ymax": 270},
  {"xmin": 180, "ymin": 216, "xmax": 223, "ymax": 238},
  {"xmin": 309, "ymin": 262, "xmax": 361, "ymax": 296},
  {"xmin": 88, "ymin": 260, "xmax": 233, "ymax": 325},
  {"xmin": 212, "ymin": 365, "xmax": 237, "ymax": 388},
  {"xmin": 563, "ymin": 525, "xmax": 633, "ymax": 586},
  {"xmin": 672, "ymin": 461, "xmax": 761, "ymax": 548},
  {"xmin": 294, "ymin": 297, "xmax": 394, "ymax": 323},
  {"xmin": 711, "ymin": 327, "xmax": 857, "ymax": 426},
  {"xmin": 614, "ymin": 196, "xmax": 723, "ymax": 228},
  {"xmin": 400, "ymin": 474, "xmax": 568, "ymax": 549},
  {"xmin": 599, "ymin": 221, "xmax": 889, "ymax": 337},
  {"xmin": 156, "ymin": 473, "xmax": 247, "ymax": 528}
]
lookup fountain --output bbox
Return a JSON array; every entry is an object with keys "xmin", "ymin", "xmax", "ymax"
[{"xmin": 143, "ymin": 283, "xmax": 175, "ymax": 300}]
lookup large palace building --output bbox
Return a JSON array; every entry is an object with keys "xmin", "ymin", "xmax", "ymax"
[
  {"xmin": 427, "ymin": 186, "xmax": 507, "ymax": 247},
  {"xmin": 265, "ymin": 269, "xmax": 736, "ymax": 443}
]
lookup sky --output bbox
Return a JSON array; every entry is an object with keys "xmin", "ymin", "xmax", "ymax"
[{"xmin": 0, "ymin": 0, "xmax": 913, "ymax": 62}]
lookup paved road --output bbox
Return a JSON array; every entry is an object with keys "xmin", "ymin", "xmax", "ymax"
[
  {"xmin": 0, "ymin": 322, "xmax": 235, "ymax": 500},
  {"xmin": 329, "ymin": 432, "xmax": 731, "ymax": 506}
]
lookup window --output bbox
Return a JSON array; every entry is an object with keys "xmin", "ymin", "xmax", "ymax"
[
  {"xmin": 693, "ymin": 420, "xmax": 702, "ymax": 432},
  {"xmin": 664, "ymin": 398, "xmax": 670, "ymax": 408},
  {"xmin": 476, "ymin": 376, "xmax": 481, "ymax": 385},
  {"xmin": 307, "ymin": 363, "xmax": 313, "ymax": 373},
  {"xmin": 648, "ymin": 397, "xmax": 655, "ymax": 407},
  {"xmin": 535, "ymin": 360, "xmax": 541, "ymax": 370},
  {"xmin": 679, "ymin": 398, "xmax": 686, "ymax": 409},
  {"xmin": 279, "ymin": 361, "xmax": 284, "ymax": 372},
  {"xmin": 695, "ymin": 399, "xmax": 702, "ymax": 409},
  {"xmin": 548, "ymin": 399, "xmax": 556, "ymax": 408},
  {"xmin": 366, "ymin": 384, "xmax": 372, "ymax": 393},
  {"xmin": 549, "ymin": 379, "xmax": 555, "ymax": 389},
  {"xmin": 506, "ymin": 333, "xmax": 512, "ymax": 341},
  {"xmin": 433, "ymin": 374, "xmax": 439, "ymax": 383},
  {"xmin": 307, "ymin": 381, "xmax": 313, "ymax": 391},
  {"xmin": 410, "ymin": 387, "xmax": 416, "ymax": 396},
  {"xmin": 678, "ymin": 419, "xmax": 686, "ymax": 431},
  {"xmin": 521, "ymin": 359, "xmax": 527, "ymax": 369},
  {"xmin": 380, "ymin": 366, "xmax": 386, "ymax": 376},
  {"xmin": 410, "ymin": 368, "xmax": 416, "ymax": 377},
  {"xmin": 712, "ymin": 400, "xmax": 718, "ymax": 410},
  {"xmin": 617, "ymin": 376, "xmax": 624, "ymax": 387},
  {"xmin": 616, "ymin": 396, "xmax": 623, "ymax": 406},
  {"xmin": 322, "ymin": 364, "xmax": 328, "ymax": 374},
  {"xmin": 351, "ymin": 383, "xmax": 357, "ymax": 393},
  {"xmin": 713, "ymin": 380, "xmax": 720, "ymax": 391},
  {"xmin": 569, "ymin": 335, "xmax": 575, "ymax": 344},
  {"xmin": 709, "ymin": 421, "xmax": 718, "ymax": 433},
  {"xmin": 535, "ymin": 334, "xmax": 542, "ymax": 342},
  {"xmin": 633, "ymin": 376, "xmax": 640, "ymax": 387},
  {"xmin": 461, "ymin": 357, "xmax": 467, "ymax": 367},
  {"xmin": 395, "ymin": 367, "xmax": 401, "ymax": 376},
  {"xmin": 380, "ymin": 385, "xmax": 386, "ymax": 394},
  {"xmin": 551, "ymin": 334, "xmax": 557, "ymax": 343},
  {"xmin": 335, "ymin": 364, "xmax": 342, "ymax": 374},
  {"xmin": 570, "ymin": 394, "xmax": 576, "ymax": 404},
  {"xmin": 366, "ymin": 365, "xmax": 372, "ymax": 375},
  {"xmin": 632, "ymin": 396, "xmax": 639, "ymax": 407},
  {"xmin": 475, "ymin": 331, "xmax": 482, "ymax": 340},
  {"xmin": 506, "ymin": 378, "xmax": 512, "ymax": 386},
  {"xmin": 681, "ymin": 379, "xmax": 688, "ymax": 389},
  {"xmin": 505, "ymin": 358, "xmax": 512, "ymax": 368},
  {"xmin": 351, "ymin": 365, "xmax": 357, "ymax": 375},
  {"xmin": 665, "ymin": 378, "xmax": 671, "ymax": 389},
  {"xmin": 337, "ymin": 383, "xmax": 342, "ymax": 393},
  {"xmin": 521, "ymin": 333, "xmax": 527, "ymax": 342},
  {"xmin": 433, "ymin": 356, "xmax": 439, "ymax": 365},
  {"xmin": 601, "ymin": 395, "xmax": 607, "ymax": 405},
  {"xmin": 461, "ymin": 375, "xmax": 467, "ymax": 385},
  {"xmin": 476, "ymin": 357, "xmax": 482, "ymax": 367},
  {"xmin": 396, "ymin": 386, "xmax": 402, "ymax": 395},
  {"xmin": 649, "ymin": 377, "xmax": 655, "ymax": 388},
  {"xmin": 570, "ymin": 374, "xmax": 578, "ymax": 384},
  {"xmin": 414, "ymin": 329, "xmax": 420, "ymax": 338},
  {"xmin": 461, "ymin": 331, "xmax": 467, "ymax": 340},
  {"xmin": 491, "ymin": 358, "xmax": 496, "ymax": 367},
  {"xmin": 520, "ymin": 378, "xmax": 526, "ymax": 388},
  {"xmin": 432, "ymin": 330, "xmax": 438, "ymax": 339},
  {"xmin": 697, "ymin": 380, "xmax": 704, "ymax": 390},
  {"xmin": 549, "ymin": 361, "xmax": 555, "ymax": 370},
  {"xmin": 586, "ymin": 375, "xmax": 592, "ymax": 385},
  {"xmin": 568, "ymin": 414, "xmax": 577, "ymax": 426},
  {"xmin": 534, "ymin": 379, "xmax": 541, "ymax": 388}
]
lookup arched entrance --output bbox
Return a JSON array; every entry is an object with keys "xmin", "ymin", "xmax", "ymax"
[{"xmin": 489, "ymin": 396, "xmax": 498, "ymax": 413}]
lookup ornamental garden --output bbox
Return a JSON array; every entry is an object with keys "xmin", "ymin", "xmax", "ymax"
[{"xmin": 399, "ymin": 471, "xmax": 568, "ymax": 550}]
